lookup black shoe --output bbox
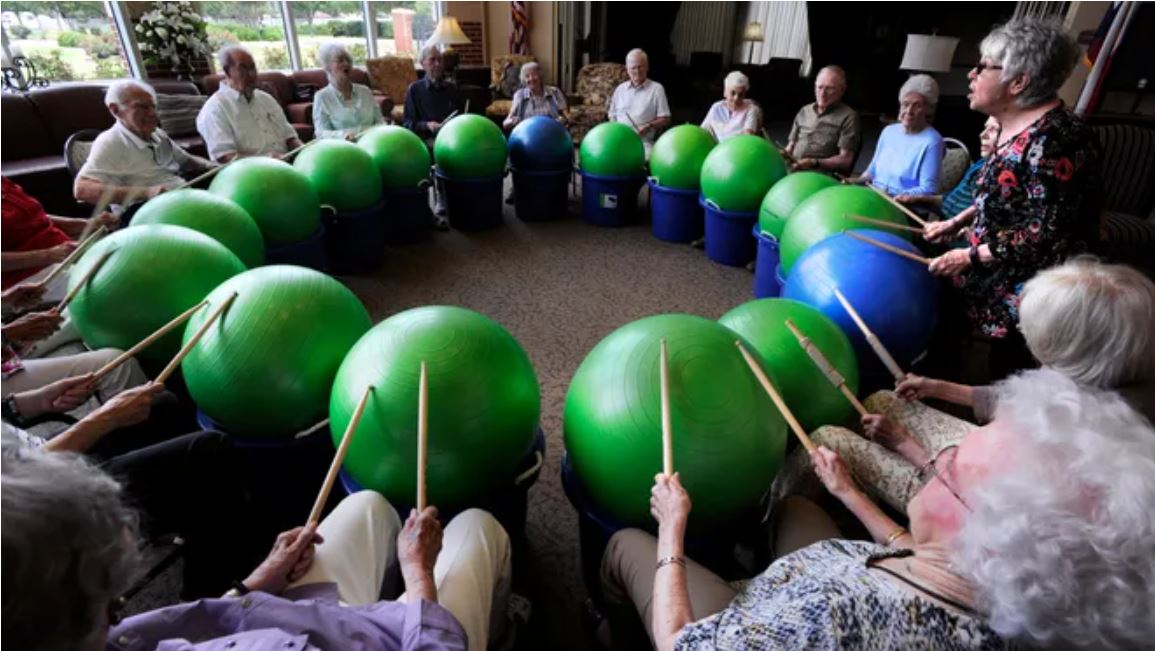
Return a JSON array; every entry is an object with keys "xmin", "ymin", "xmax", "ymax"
[
  {"xmin": 745, "ymin": 260, "xmax": 756, "ymax": 273},
  {"xmin": 690, "ymin": 237, "xmax": 706, "ymax": 249},
  {"xmin": 432, "ymin": 216, "xmax": 450, "ymax": 231},
  {"xmin": 505, "ymin": 192, "xmax": 516, "ymax": 205}
]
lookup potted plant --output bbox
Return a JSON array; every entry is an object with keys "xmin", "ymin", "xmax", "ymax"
[{"xmin": 135, "ymin": 1, "xmax": 210, "ymax": 80}]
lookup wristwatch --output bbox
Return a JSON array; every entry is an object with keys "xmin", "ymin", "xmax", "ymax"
[{"xmin": 968, "ymin": 245, "xmax": 982, "ymax": 268}]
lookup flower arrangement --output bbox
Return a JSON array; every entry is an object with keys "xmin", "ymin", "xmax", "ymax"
[{"xmin": 134, "ymin": 1, "xmax": 210, "ymax": 71}]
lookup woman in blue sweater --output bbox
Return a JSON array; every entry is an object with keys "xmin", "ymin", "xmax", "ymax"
[{"xmin": 847, "ymin": 74, "xmax": 944, "ymax": 197}]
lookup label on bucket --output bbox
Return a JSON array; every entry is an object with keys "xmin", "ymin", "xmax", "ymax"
[{"xmin": 600, "ymin": 193, "xmax": 619, "ymax": 209}]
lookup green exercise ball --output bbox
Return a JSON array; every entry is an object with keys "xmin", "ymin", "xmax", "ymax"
[
  {"xmin": 564, "ymin": 314, "xmax": 787, "ymax": 529},
  {"xmin": 719, "ymin": 298, "xmax": 859, "ymax": 432},
  {"xmin": 433, "ymin": 114, "xmax": 507, "ymax": 179},
  {"xmin": 579, "ymin": 122, "xmax": 645, "ymax": 177},
  {"xmin": 758, "ymin": 172, "xmax": 839, "ymax": 239},
  {"xmin": 779, "ymin": 185, "xmax": 907, "ymax": 275},
  {"xmin": 649, "ymin": 125, "xmax": 717, "ymax": 190},
  {"xmin": 700, "ymin": 135, "xmax": 787, "ymax": 212},
  {"xmin": 294, "ymin": 139, "xmax": 383, "ymax": 212},
  {"xmin": 208, "ymin": 157, "xmax": 320, "ymax": 245},
  {"xmin": 358, "ymin": 125, "xmax": 431, "ymax": 189},
  {"xmin": 181, "ymin": 265, "xmax": 372, "ymax": 438},
  {"xmin": 331, "ymin": 306, "xmax": 540, "ymax": 509},
  {"xmin": 67, "ymin": 224, "xmax": 245, "ymax": 365},
  {"xmin": 131, "ymin": 189, "xmax": 265, "ymax": 268}
]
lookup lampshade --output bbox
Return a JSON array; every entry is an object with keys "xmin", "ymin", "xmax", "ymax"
[
  {"xmin": 742, "ymin": 22, "xmax": 765, "ymax": 43},
  {"xmin": 899, "ymin": 34, "xmax": 959, "ymax": 73},
  {"xmin": 427, "ymin": 16, "xmax": 471, "ymax": 47}
]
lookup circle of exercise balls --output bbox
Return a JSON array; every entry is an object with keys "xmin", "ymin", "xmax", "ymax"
[
  {"xmin": 783, "ymin": 229, "xmax": 938, "ymax": 384},
  {"xmin": 331, "ymin": 305, "xmax": 541, "ymax": 509},
  {"xmin": 699, "ymin": 134, "xmax": 787, "ymax": 213},
  {"xmin": 564, "ymin": 314, "xmax": 787, "ymax": 530},
  {"xmin": 758, "ymin": 171, "xmax": 839, "ymax": 240},
  {"xmin": 778, "ymin": 185, "xmax": 907, "ymax": 275},
  {"xmin": 131, "ymin": 188, "xmax": 265, "ymax": 268},
  {"xmin": 209, "ymin": 157, "xmax": 321, "ymax": 245},
  {"xmin": 579, "ymin": 122, "xmax": 646, "ymax": 178},
  {"xmin": 507, "ymin": 115, "xmax": 574, "ymax": 172},
  {"xmin": 649, "ymin": 124, "xmax": 717, "ymax": 190},
  {"xmin": 434, "ymin": 114, "xmax": 508, "ymax": 179},
  {"xmin": 181, "ymin": 265, "xmax": 372, "ymax": 439},
  {"xmin": 358, "ymin": 125, "xmax": 432, "ymax": 189},
  {"xmin": 67, "ymin": 224, "xmax": 246, "ymax": 365},
  {"xmin": 293, "ymin": 139, "xmax": 383, "ymax": 212},
  {"xmin": 719, "ymin": 298, "xmax": 859, "ymax": 432}
]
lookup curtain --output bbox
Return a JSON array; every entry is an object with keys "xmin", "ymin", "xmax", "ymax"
[
  {"xmin": 1013, "ymin": 1, "xmax": 1069, "ymax": 21},
  {"xmin": 736, "ymin": 1, "xmax": 812, "ymax": 74},
  {"xmin": 670, "ymin": 2, "xmax": 738, "ymax": 66},
  {"xmin": 510, "ymin": 1, "xmax": 529, "ymax": 55}
]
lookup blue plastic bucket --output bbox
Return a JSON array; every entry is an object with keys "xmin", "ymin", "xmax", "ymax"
[
  {"xmin": 701, "ymin": 196, "xmax": 757, "ymax": 267},
  {"xmin": 776, "ymin": 262, "xmax": 787, "ymax": 288},
  {"xmin": 512, "ymin": 167, "xmax": 570, "ymax": 222},
  {"xmin": 382, "ymin": 183, "xmax": 433, "ymax": 244},
  {"xmin": 580, "ymin": 170, "xmax": 644, "ymax": 227},
  {"xmin": 323, "ymin": 198, "xmax": 387, "ymax": 274},
  {"xmin": 434, "ymin": 167, "xmax": 504, "ymax": 232},
  {"xmin": 753, "ymin": 225, "xmax": 781, "ymax": 298},
  {"xmin": 266, "ymin": 224, "xmax": 328, "ymax": 271},
  {"xmin": 648, "ymin": 178, "xmax": 703, "ymax": 243}
]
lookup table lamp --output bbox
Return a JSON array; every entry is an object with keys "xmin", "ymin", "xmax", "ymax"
[
  {"xmin": 428, "ymin": 16, "xmax": 471, "ymax": 79},
  {"xmin": 899, "ymin": 34, "xmax": 959, "ymax": 74},
  {"xmin": 742, "ymin": 22, "xmax": 765, "ymax": 65}
]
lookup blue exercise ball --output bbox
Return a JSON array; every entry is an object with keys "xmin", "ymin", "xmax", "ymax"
[
  {"xmin": 508, "ymin": 115, "xmax": 573, "ymax": 172},
  {"xmin": 782, "ymin": 230, "xmax": 938, "ymax": 387}
]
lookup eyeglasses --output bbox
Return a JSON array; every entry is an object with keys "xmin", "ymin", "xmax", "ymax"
[
  {"xmin": 972, "ymin": 61, "xmax": 1004, "ymax": 75},
  {"xmin": 911, "ymin": 445, "xmax": 972, "ymax": 512}
]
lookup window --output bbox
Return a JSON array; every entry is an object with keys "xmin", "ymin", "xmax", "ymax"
[
  {"xmin": 199, "ymin": 1, "xmax": 290, "ymax": 72},
  {"xmin": 1, "ymin": 1, "xmax": 131, "ymax": 81},
  {"xmin": 292, "ymin": 1, "xmax": 368, "ymax": 68},
  {"xmin": 372, "ymin": 1, "xmax": 437, "ymax": 59}
]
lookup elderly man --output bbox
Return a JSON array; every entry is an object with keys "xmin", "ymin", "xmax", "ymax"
[
  {"xmin": 197, "ymin": 46, "xmax": 303, "ymax": 162},
  {"xmin": 608, "ymin": 49, "xmax": 671, "ymax": 156},
  {"xmin": 403, "ymin": 45, "xmax": 462, "ymax": 223},
  {"xmin": 74, "ymin": 80, "xmax": 213, "ymax": 212},
  {"xmin": 785, "ymin": 65, "xmax": 860, "ymax": 174}
]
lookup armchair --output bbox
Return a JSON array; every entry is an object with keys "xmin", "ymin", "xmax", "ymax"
[
  {"xmin": 366, "ymin": 55, "xmax": 418, "ymax": 123},
  {"xmin": 485, "ymin": 54, "xmax": 536, "ymax": 122},
  {"xmin": 566, "ymin": 62, "xmax": 628, "ymax": 144}
]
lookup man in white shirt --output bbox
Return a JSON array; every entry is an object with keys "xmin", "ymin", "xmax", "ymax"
[
  {"xmin": 74, "ymin": 80, "xmax": 214, "ymax": 210},
  {"xmin": 607, "ymin": 49, "xmax": 671, "ymax": 156},
  {"xmin": 196, "ymin": 46, "xmax": 303, "ymax": 162}
]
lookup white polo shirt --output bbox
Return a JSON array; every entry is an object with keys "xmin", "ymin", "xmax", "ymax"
[
  {"xmin": 607, "ymin": 78, "xmax": 671, "ymax": 146},
  {"xmin": 77, "ymin": 121, "xmax": 196, "ymax": 190},
  {"xmin": 196, "ymin": 84, "xmax": 298, "ymax": 161}
]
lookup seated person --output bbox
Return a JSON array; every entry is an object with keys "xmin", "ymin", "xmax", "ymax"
[
  {"xmin": 2, "ymin": 443, "xmax": 513, "ymax": 651},
  {"xmin": 845, "ymin": 74, "xmax": 944, "ymax": 197},
  {"xmin": 404, "ymin": 45, "xmax": 462, "ymax": 224},
  {"xmin": 700, "ymin": 71, "xmax": 762, "ymax": 141},
  {"xmin": 2, "ymin": 177, "xmax": 118, "ymax": 302},
  {"xmin": 900, "ymin": 117, "xmax": 999, "ymax": 225},
  {"xmin": 608, "ymin": 48, "xmax": 671, "ymax": 156},
  {"xmin": 502, "ymin": 61, "xmax": 568, "ymax": 131},
  {"xmin": 197, "ymin": 46, "xmax": 304, "ymax": 162},
  {"xmin": 785, "ymin": 65, "xmax": 859, "ymax": 174},
  {"xmin": 602, "ymin": 368, "xmax": 1155, "ymax": 649},
  {"xmin": 313, "ymin": 42, "xmax": 385, "ymax": 140},
  {"xmin": 74, "ymin": 80, "xmax": 214, "ymax": 215}
]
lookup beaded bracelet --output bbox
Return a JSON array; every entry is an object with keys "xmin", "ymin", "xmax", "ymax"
[{"xmin": 656, "ymin": 555, "xmax": 686, "ymax": 571}]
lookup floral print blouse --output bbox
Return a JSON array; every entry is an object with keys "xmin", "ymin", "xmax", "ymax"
[{"xmin": 955, "ymin": 106, "xmax": 1101, "ymax": 338}]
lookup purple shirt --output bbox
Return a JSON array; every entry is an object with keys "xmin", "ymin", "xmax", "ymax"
[{"xmin": 107, "ymin": 582, "xmax": 467, "ymax": 651}]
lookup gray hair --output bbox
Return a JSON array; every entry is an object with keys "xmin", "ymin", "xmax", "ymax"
[
  {"xmin": 980, "ymin": 18, "xmax": 1079, "ymax": 108},
  {"xmin": 723, "ymin": 71, "xmax": 750, "ymax": 93},
  {"xmin": 1019, "ymin": 257, "xmax": 1155, "ymax": 388},
  {"xmin": 956, "ymin": 368, "xmax": 1155, "ymax": 648},
  {"xmin": 816, "ymin": 65, "xmax": 847, "ymax": 86},
  {"xmin": 217, "ymin": 44, "xmax": 252, "ymax": 75},
  {"xmin": 519, "ymin": 60, "xmax": 541, "ymax": 85},
  {"xmin": 419, "ymin": 44, "xmax": 440, "ymax": 66},
  {"xmin": 898, "ymin": 73, "xmax": 939, "ymax": 110},
  {"xmin": 104, "ymin": 79, "xmax": 155, "ymax": 107},
  {"xmin": 318, "ymin": 41, "xmax": 351, "ymax": 72},
  {"xmin": 1, "ymin": 436, "xmax": 141, "ymax": 650},
  {"xmin": 626, "ymin": 48, "xmax": 648, "ymax": 67}
]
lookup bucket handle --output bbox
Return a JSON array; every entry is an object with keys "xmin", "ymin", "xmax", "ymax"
[
  {"xmin": 703, "ymin": 197, "xmax": 721, "ymax": 211},
  {"xmin": 320, "ymin": 204, "xmax": 337, "ymax": 216},
  {"xmin": 514, "ymin": 450, "xmax": 544, "ymax": 486},
  {"xmin": 647, "ymin": 175, "xmax": 658, "ymax": 185},
  {"xmin": 417, "ymin": 178, "xmax": 432, "ymax": 191}
]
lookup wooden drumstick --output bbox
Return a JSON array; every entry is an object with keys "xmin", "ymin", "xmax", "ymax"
[
  {"xmin": 39, "ymin": 225, "xmax": 108, "ymax": 288},
  {"xmin": 417, "ymin": 361, "xmax": 429, "ymax": 511},
  {"xmin": 308, "ymin": 384, "xmax": 375, "ymax": 524},
  {"xmin": 867, "ymin": 183, "xmax": 929, "ymax": 227},
  {"xmin": 91, "ymin": 301, "xmax": 209, "ymax": 380},
  {"xmin": 54, "ymin": 248, "xmax": 115, "ymax": 312},
  {"xmin": 178, "ymin": 162, "xmax": 228, "ymax": 189},
  {"xmin": 154, "ymin": 292, "xmax": 237, "ymax": 384},
  {"xmin": 845, "ymin": 213, "xmax": 924, "ymax": 234},
  {"xmin": 735, "ymin": 340, "xmax": 817, "ymax": 455},
  {"xmin": 832, "ymin": 287, "xmax": 906, "ymax": 383},
  {"xmin": 784, "ymin": 319, "xmax": 868, "ymax": 417},
  {"xmin": 659, "ymin": 338, "xmax": 674, "ymax": 476},
  {"xmin": 843, "ymin": 230, "xmax": 931, "ymax": 266}
]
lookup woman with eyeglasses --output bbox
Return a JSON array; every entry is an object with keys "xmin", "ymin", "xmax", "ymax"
[
  {"xmin": 926, "ymin": 18, "xmax": 1102, "ymax": 380},
  {"xmin": 599, "ymin": 367, "xmax": 1155, "ymax": 649},
  {"xmin": 313, "ymin": 42, "xmax": 385, "ymax": 141}
]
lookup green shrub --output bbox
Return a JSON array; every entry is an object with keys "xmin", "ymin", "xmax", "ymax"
[
  {"xmin": 348, "ymin": 43, "xmax": 367, "ymax": 63},
  {"xmin": 57, "ymin": 30, "xmax": 86, "ymax": 48},
  {"xmin": 378, "ymin": 21, "xmax": 393, "ymax": 39},
  {"xmin": 9, "ymin": 25, "xmax": 31, "ymax": 39},
  {"xmin": 26, "ymin": 51, "xmax": 76, "ymax": 82},
  {"xmin": 82, "ymin": 32, "xmax": 121, "ymax": 60},
  {"xmin": 262, "ymin": 46, "xmax": 289, "ymax": 70},
  {"xmin": 327, "ymin": 20, "xmax": 363, "ymax": 38},
  {"xmin": 259, "ymin": 25, "xmax": 284, "ymax": 41},
  {"xmin": 94, "ymin": 56, "xmax": 128, "ymax": 79},
  {"xmin": 206, "ymin": 24, "xmax": 239, "ymax": 51}
]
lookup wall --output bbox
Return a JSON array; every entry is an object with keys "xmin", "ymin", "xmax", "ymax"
[
  {"xmin": 1058, "ymin": 1, "xmax": 1109, "ymax": 106},
  {"xmin": 482, "ymin": 1, "xmax": 557, "ymax": 83}
]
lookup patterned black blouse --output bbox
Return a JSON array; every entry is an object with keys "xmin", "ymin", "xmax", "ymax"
[{"xmin": 955, "ymin": 106, "xmax": 1101, "ymax": 338}]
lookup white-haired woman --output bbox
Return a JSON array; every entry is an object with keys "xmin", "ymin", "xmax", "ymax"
[
  {"xmin": 927, "ymin": 19, "xmax": 1102, "ymax": 379},
  {"xmin": 601, "ymin": 368, "xmax": 1155, "ymax": 649},
  {"xmin": 502, "ymin": 61, "xmax": 568, "ymax": 131},
  {"xmin": 846, "ymin": 74, "xmax": 943, "ymax": 197},
  {"xmin": 312, "ymin": 42, "xmax": 384, "ymax": 140},
  {"xmin": 700, "ymin": 71, "xmax": 762, "ymax": 141}
]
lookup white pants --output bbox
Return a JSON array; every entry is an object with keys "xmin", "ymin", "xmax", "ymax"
[
  {"xmin": 2, "ymin": 348, "xmax": 148, "ymax": 403},
  {"xmin": 289, "ymin": 492, "xmax": 512, "ymax": 651}
]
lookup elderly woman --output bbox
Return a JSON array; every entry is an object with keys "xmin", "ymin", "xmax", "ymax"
[
  {"xmin": 846, "ymin": 74, "xmax": 943, "ymax": 197},
  {"xmin": 773, "ymin": 256, "xmax": 1155, "ymax": 512},
  {"xmin": 312, "ymin": 42, "xmax": 384, "ymax": 140},
  {"xmin": 601, "ymin": 368, "xmax": 1155, "ymax": 649},
  {"xmin": 901, "ymin": 116, "xmax": 1000, "ymax": 221},
  {"xmin": 700, "ymin": 71, "xmax": 762, "ymax": 141},
  {"xmin": 927, "ymin": 19, "xmax": 1101, "ymax": 377},
  {"xmin": 502, "ymin": 61, "xmax": 568, "ymax": 131}
]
